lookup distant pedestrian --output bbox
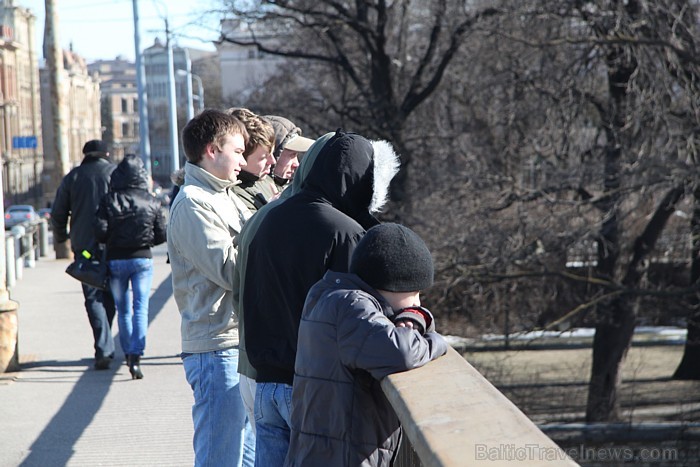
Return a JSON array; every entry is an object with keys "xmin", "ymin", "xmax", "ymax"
[
  {"xmin": 51, "ymin": 140, "xmax": 117, "ymax": 371},
  {"xmin": 286, "ymin": 223, "xmax": 448, "ymax": 466},
  {"xmin": 95, "ymin": 154, "xmax": 167, "ymax": 379},
  {"xmin": 169, "ymin": 168, "xmax": 185, "ymax": 209},
  {"xmin": 264, "ymin": 115, "xmax": 315, "ymax": 189},
  {"xmin": 168, "ymin": 109, "xmax": 255, "ymax": 466}
]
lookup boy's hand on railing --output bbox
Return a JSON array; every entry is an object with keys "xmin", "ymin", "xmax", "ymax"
[{"xmin": 394, "ymin": 306, "xmax": 434, "ymax": 334}]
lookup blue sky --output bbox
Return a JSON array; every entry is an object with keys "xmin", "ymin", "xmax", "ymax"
[{"xmin": 19, "ymin": 0, "xmax": 221, "ymax": 62}]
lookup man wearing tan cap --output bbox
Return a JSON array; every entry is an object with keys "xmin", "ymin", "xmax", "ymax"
[{"xmin": 264, "ymin": 116, "xmax": 315, "ymax": 188}]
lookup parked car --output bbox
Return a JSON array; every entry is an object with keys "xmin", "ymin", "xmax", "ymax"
[
  {"xmin": 37, "ymin": 208, "xmax": 52, "ymax": 221},
  {"xmin": 4, "ymin": 205, "xmax": 38, "ymax": 229}
]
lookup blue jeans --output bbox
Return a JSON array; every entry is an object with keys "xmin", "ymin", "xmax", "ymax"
[
  {"xmin": 81, "ymin": 283, "xmax": 115, "ymax": 360},
  {"xmin": 108, "ymin": 258, "xmax": 153, "ymax": 356},
  {"xmin": 183, "ymin": 348, "xmax": 255, "ymax": 467},
  {"xmin": 254, "ymin": 382, "xmax": 293, "ymax": 467}
]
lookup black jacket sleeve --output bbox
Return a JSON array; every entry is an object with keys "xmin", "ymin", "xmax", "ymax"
[
  {"xmin": 152, "ymin": 203, "xmax": 167, "ymax": 246},
  {"xmin": 51, "ymin": 174, "xmax": 72, "ymax": 244}
]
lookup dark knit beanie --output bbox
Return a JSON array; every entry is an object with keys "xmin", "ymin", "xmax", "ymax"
[
  {"xmin": 350, "ymin": 223, "xmax": 434, "ymax": 292},
  {"xmin": 82, "ymin": 139, "xmax": 109, "ymax": 155}
]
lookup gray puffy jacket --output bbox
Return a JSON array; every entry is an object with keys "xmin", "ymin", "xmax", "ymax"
[{"xmin": 286, "ymin": 271, "xmax": 448, "ymax": 467}]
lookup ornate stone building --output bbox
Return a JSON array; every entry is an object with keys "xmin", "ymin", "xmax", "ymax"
[
  {"xmin": 0, "ymin": 0, "xmax": 42, "ymax": 207},
  {"xmin": 88, "ymin": 57, "xmax": 139, "ymax": 161},
  {"xmin": 39, "ymin": 48, "xmax": 101, "ymax": 205}
]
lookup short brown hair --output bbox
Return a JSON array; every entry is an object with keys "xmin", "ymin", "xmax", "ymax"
[
  {"xmin": 181, "ymin": 109, "xmax": 249, "ymax": 164},
  {"xmin": 226, "ymin": 108, "xmax": 275, "ymax": 159}
]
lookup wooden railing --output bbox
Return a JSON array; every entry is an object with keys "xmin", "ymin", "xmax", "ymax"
[{"xmin": 382, "ymin": 347, "xmax": 579, "ymax": 466}]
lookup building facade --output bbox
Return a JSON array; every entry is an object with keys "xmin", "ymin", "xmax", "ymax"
[
  {"xmin": 0, "ymin": 0, "xmax": 42, "ymax": 208},
  {"xmin": 216, "ymin": 19, "xmax": 283, "ymax": 104},
  {"xmin": 39, "ymin": 48, "xmax": 101, "ymax": 206},
  {"xmin": 88, "ymin": 57, "xmax": 139, "ymax": 161},
  {"xmin": 143, "ymin": 38, "xmax": 191, "ymax": 188}
]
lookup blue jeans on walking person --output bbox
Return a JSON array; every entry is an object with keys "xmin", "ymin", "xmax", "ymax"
[
  {"xmin": 108, "ymin": 258, "xmax": 153, "ymax": 357},
  {"xmin": 254, "ymin": 382, "xmax": 293, "ymax": 467},
  {"xmin": 182, "ymin": 348, "xmax": 255, "ymax": 467},
  {"xmin": 81, "ymin": 282, "xmax": 116, "ymax": 360}
]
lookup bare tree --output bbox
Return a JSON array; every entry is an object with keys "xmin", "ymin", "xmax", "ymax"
[
  {"xmin": 216, "ymin": 0, "xmax": 499, "ymax": 203},
  {"xmin": 211, "ymin": 0, "xmax": 700, "ymax": 419},
  {"xmin": 417, "ymin": 0, "xmax": 699, "ymax": 421},
  {"xmin": 674, "ymin": 184, "xmax": 700, "ymax": 380}
]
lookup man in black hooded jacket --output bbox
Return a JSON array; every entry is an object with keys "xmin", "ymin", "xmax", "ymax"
[
  {"xmin": 52, "ymin": 140, "xmax": 117, "ymax": 370},
  {"xmin": 242, "ymin": 129, "xmax": 400, "ymax": 466}
]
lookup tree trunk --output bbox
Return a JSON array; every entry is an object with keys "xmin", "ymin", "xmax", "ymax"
[
  {"xmin": 673, "ymin": 317, "xmax": 700, "ymax": 380},
  {"xmin": 586, "ymin": 138, "xmax": 623, "ymax": 422},
  {"xmin": 673, "ymin": 184, "xmax": 700, "ymax": 380},
  {"xmin": 587, "ymin": 299, "xmax": 636, "ymax": 422}
]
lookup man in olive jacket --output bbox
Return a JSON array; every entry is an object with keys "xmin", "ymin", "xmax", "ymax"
[{"xmin": 51, "ymin": 140, "xmax": 116, "ymax": 370}]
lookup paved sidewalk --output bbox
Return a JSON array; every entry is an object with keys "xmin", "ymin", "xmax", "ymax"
[{"xmin": 0, "ymin": 244, "xmax": 194, "ymax": 466}]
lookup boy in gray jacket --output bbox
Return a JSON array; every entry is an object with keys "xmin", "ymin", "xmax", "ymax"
[{"xmin": 286, "ymin": 223, "xmax": 448, "ymax": 467}]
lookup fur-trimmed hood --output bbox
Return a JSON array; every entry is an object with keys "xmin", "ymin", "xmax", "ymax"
[{"xmin": 301, "ymin": 129, "xmax": 400, "ymax": 229}]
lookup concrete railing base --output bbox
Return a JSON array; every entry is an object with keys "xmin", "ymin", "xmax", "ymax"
[{"xmin": 0, "ymin": 299, "xmax": 20, "ymax": 373}]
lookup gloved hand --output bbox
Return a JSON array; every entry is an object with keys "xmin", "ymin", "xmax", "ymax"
[{"xmin": 393, "ymin": 306, "xmax": 435, "ymax": 334}]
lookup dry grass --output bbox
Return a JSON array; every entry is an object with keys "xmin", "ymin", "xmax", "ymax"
[
  {"xmin": 460, "ymin": 346, "xmax": 700, "ymax": 465},
  {"xmin": 463, "ymin": 345, "xmax": 700, "ymax": 424}
]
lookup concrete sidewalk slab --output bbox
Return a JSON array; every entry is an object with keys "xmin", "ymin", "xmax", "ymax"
[{"xmin": 0, "ymin": 244, "xmax": 194, "ymax": 466}]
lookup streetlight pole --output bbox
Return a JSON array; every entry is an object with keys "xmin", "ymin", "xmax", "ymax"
[
  {"xmin": 192, "ymin": 74, "xmax": 204, "ymax": 112},
  {"xmin": 182, "ymin": 52, "xmax": 194, "ymax": 122},
  {"xmin": 165, "ymin": 19, "xmax": 179, "ymax": 173},
  {"xmin": 176, "ymin": 69, "xmax": 204, "ymax": 121},
  {"xmin": 132, "ymin": 0, "xmax": 151, "ymax": 174}
]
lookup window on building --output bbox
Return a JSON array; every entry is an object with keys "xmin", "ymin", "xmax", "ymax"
[
  {"xmin": 121, "ymin": 98, "xmax": 128, "ymax": 113},
  {"xmin": 122, "ymin": 122, "xmax": 129, "ymax": 137}
]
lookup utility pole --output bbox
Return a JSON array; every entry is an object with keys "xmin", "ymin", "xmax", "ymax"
[
  {"xmin": 132, "ymin": 0, "xmax": 151, "ymax": 175},
  {"xmin": 165, "ymin": 19, "xmax": 179, "ymax": 173},
  {"xmin": 183, "ymin": 49, "xmax": 194, "ymax": 122},
  {"xmin": 44, "ymin": 0, "xmax": 71, "ymax": 259}
]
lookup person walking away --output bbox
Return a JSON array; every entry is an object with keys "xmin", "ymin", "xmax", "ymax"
[
  {"xmin": 242, "ymin": 129, "xmax": 400, "ymax": 465},
  {"xmin": 285, "ymin": 223, "xmax": 448, "ymax": 466},
  {"xmin": 95, "ymin": 154, "xmax": 167, "ymax": 379},
  {"xmin": 264, "ymin": 115, "xmax": 315, "ymax": 189},
  {"xmin": 227, "ymin": 108, "xmax": 279, "ymax": 211},
  {"xmin": 167, "ymin": 109, "xmax": 255, "ymax": 466},
  {"xmin": 51, "ymin": 140, "xmax": 117, "ymax": 370}
]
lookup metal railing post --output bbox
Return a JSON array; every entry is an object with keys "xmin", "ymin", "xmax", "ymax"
[
  {"xmin": 12, "ymin": 226, "xmax": 24, "ymax": 281},
  {"xmin": 5, "ymin": 235, "xmax": 15, "ymax": 289},
  {"xmin": 38, "ymin": 219, "xmax": 49, "ymax": 257},
  {"xmin": 25, "ymin": 226, "xmax": 36, "ymax": 268}
]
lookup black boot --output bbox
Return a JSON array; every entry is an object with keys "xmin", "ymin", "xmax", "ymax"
[{"xmin": 128, "ymin": 354, "xmax": 144, "ymax": 380}]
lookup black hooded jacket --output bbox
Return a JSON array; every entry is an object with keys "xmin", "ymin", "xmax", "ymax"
[
  {"xmin": 244, "ymin": 130, "xmax": 391, "ymax": 385},
  {"xmin": 95, "ymin": 155, "xmax": 166, "ymax": 260}
]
